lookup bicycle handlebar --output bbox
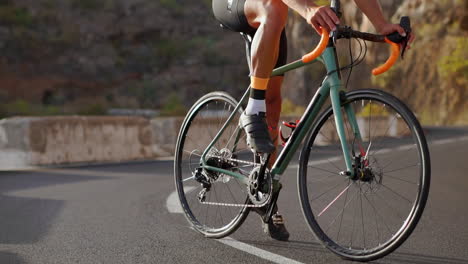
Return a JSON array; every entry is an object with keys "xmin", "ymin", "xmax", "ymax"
[
  {"xmin": 301, "ymin": 28, "xmax": 329, "ymax": 63},
  {"xmin": 371, "ymin": 38, "xmax": 400, "ymax": 75},
  {"xmin": 342, "ymin": 17, "xmax": 411, "ymax": 76},
  {"xmin": 302, "ymin": 17, "xmax": 411, "ymax": 76}
]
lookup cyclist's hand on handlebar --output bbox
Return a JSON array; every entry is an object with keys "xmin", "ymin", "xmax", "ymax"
[
  {"xmin": 306, "ymin": 6, "xmax": 340, "ymax": 34},
  {"xmin": 377, "ymin": 23, "xmax": 415, "ymax": 50}
]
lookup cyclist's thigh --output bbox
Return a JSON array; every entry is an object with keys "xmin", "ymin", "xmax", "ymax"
[
  {"xmin": 275, "ymin": 29, "xmax": 287, "ymax": 70},
  {"xmin": 212, "ymin": 0, "xmax": 256, "ymax": 33},
  {"xmin": 246, "ymin": 28, "xmax": 287, "ymax": 73}
]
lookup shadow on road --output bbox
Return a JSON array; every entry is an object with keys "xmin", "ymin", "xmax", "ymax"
[
  {"xmin": 380, "ymin": 252, "xmax": 468, "ymax": 264},
  {"xmin": 0, "ymin": 171, "xmax": 109, "ymax": 245},
  {"xmin": 0, "ymin": 194, "xmax": 64, "ymax": 244},
  {"xmin": 0, "ymin": 251, "xmax": 27, "ymax": 264},
  {"xmin": 239, "ymin": 239, "xmax": 468, "ymax": 264},
  {"xmin": 0, "ymin": 171, "xmax": 108, "ymax": 194}
]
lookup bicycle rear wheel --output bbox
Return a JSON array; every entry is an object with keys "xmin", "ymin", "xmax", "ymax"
[
  {"xmin": 175, "ymin": 92, "xmax": 254, "ymax": 238},
  {"xmin": 298, "ymin": 89, "xmax": 430, "ymax": 261}
]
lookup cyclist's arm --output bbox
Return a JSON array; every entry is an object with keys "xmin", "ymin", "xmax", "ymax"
[
  {"xmin": 353, "ymin": 0, "xmax": 402, "ymax": 35},
  {"xmin": 281, "ymin": 0, "xmax": 340, "ymax": 33},
  {"xmin": 354, "ymin": 0, "xmax": 414, "ymax": 47}
]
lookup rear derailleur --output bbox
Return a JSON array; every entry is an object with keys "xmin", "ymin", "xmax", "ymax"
[{"xmin": 193, "ymin": 168, "xmax": 211, "ymax": 202}]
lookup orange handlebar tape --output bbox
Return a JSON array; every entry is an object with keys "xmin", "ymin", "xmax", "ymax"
[
  {"xmin": 302, "ymin": 28, "xmax": 330, "ymax": 63},
  {"xmin": 372, "ymin": 38, "xmax": 400, "ymax": 76},
  {"xmin": 250, "ymin": 76, "xmax": 270, "ymax": 90}
]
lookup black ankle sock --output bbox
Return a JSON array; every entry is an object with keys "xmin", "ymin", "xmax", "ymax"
[{"xmin": 250, "ymin": 88, "xmax": 266, "ymax": 100}]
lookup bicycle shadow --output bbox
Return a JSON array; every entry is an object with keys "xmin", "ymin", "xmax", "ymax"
[{"xmin": 238, "ymin": 239, "xmax": 468, "ymax": 264}]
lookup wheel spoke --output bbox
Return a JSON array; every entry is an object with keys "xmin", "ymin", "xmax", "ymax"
[
  {"xmin": 175, "ymin": 95, "xmax": 252, "ymax": 236},
  {"xmin": 299, "ymin": 94, "xmax": 429, "ymax": 258},
  {"xmin": 318, "ymin": 182, "xmax": 352, "ymax": 217}
]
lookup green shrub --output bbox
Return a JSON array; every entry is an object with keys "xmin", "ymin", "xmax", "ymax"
[
  {"xmin": 1, "ymin": 99, "xmax": 63, "ymax": 117},
  {"xmin": 4, "ymin": 99, "xmax": 33, "ymax": 115},
  {"xmin": 160, "ymin": 93, "xmax": 186, "ymax": 116},
  {"xmin": 42, "ymin": 0, "xmax": 57, "ymax": 9},
  {"xmin": 437, "ymin": 37, "xmax": 468, "ymax": 85},
  {"xmin": 159, "ymin": 0, "xmax": 181, "ymax": 12},
  {"xmin": 78, "ymin": 103, "xmax": 107, "ymax": 115},
  {"xmin": 0, "ymin": 5, "xmax": 34, "ymax": 27},
  {"xmin": 154, "ymin": 38, "xmax": 190, "ymax": 65},
  {"xmin": 71, "ymin": 0, "xmax": 104, "ymax": 10}
]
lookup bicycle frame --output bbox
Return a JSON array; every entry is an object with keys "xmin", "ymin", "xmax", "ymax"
[{"xmin": 200, "ymin": 42, "xmax": 363, "ymax": 183}]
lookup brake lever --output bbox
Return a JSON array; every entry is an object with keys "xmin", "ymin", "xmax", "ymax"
[
  {"xmin": 400, "ymin": 16, "xmax": 411, "ymax": 59},
  {"xmin": 386, "ymin": 16, "xmax": 411, "ymax": 59},
  {"xmin": 400, "ymin": 39, "xmax": 408, "ymax": 59}
]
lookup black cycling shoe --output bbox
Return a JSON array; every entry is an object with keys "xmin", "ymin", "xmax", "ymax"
[
  {"xmin": 239, "ymin": 112, "xmax": 275, "ymax": 154},
  {"xmin": 263, "ymin": 213, "xmax": 290, "ymax": 241},
  {"xmin": 252, "ymin": 204, "xmax": 290, "ymax": 241}
]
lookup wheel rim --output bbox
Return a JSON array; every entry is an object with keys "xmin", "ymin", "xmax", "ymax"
[
  {"xmin": 300, "ymin": 94, "xmax": 429, "ymax": 256},
  {"xmin": 175, "ymin": 95, "xmax": 254, "ymax": 235}
]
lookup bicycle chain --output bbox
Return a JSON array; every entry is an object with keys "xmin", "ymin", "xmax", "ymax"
[
  {"xmin": 206, "ymin": 154, "xmax": 258, "ymax": 167},
  {"xmin": 200, "ymin": 200, "xmax": 268, "ymax": 208},
  {"xmin": 199, "ymin": 155, "xmax": 270, "ymax": 208}
]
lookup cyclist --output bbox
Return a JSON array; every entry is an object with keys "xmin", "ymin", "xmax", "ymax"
[{"xmin": 212, "ymin": 0, "xmax": 414, "ymax": 241}]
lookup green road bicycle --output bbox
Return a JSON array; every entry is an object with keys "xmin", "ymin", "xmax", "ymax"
[{"xmin": 174, "ymin": 1, "xmax": 430, "ymax": 261}]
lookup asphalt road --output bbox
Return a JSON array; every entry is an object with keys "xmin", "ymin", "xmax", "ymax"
[{"xmin": 0, "ymin": 127, "xmax": 468, "ymax": 264}]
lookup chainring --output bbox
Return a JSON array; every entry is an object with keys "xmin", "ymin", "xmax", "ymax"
[{"xmin": 247, "ymin": 166, "xmax": 272, "ymax": 206}]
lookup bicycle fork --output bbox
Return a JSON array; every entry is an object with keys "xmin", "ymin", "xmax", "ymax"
[{"xmin": 330, "ymin": 85, "xmax": 366, "ymax": 179}]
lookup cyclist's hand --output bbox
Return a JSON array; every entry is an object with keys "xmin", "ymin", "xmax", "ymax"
[
  {"xmin": 306, "ymin": 6, "xmax": 340, "ymax": 34},
  {"xmin": 377, "ymin": 23, "xmax": 415, "ymax": 50}
]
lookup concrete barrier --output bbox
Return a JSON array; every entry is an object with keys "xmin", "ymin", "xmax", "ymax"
[
  {"xmin": 0, "ymin": 113, "xmax": 406, "ymax": 170},
  {"xmin": 0, "ymin": 116, "xmax": 184, "ymax": 170}
]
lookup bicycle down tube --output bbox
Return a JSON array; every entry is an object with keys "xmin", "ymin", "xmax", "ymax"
[
  {"xmin": 200, "ymin": 45, "xmax": 362, "ymax": 181},
  {"xmin": 271, "ymin": 46, "xmax": 360, "ymax": 177}
]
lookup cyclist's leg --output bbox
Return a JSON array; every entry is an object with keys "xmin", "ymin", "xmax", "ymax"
[
  {"xmin": 244, "ymin": 0, "xmax": 287, "ymax": 78},
  {"xmin": 266, "ymin": 76, "xmax": 283, "ymax": 168},
  {"xmin": 239, "ymin": 0, "xmax": 288, "ymax": 154},
  {"xmin": 243, "ymin": 3, "xmax": 289, "ymax": 239},
  {"xmin": 266, "ymin": 29, "xmax": 287, "ymax": 168},
  {"xmin": 212, "ymin": 0, "xmax": 289, "ymax": 240}
]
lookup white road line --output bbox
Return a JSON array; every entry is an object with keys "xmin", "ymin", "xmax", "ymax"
[
  {"xmin": 166, "ymin": 135, "xmax": 468, "ymax": 264},
  {"xmin": 166, "ymin": 186, "xmax": 195, "ymax": 213},
  {"xmin": 166, "ymin": 189, "xmax": 304, "ymax": 264},
  {"xmin": 218, "ymin": 237, "xmax": 304, "ymax": 264}
]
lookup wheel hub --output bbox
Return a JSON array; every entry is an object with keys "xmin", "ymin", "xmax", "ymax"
[
  {"xmin": 351, "ymin": 155, "xmax": 384, "ymax": 194},
  {"xmin": 204, "ymin": 147, "xmax": 238, "ymax": 182}
]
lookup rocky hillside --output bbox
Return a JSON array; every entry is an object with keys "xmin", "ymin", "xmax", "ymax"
[
  {"xmin": 0, "ymin": 0, "xmax": 466, "ymax": 125},
  {"xmin": 375, "ymin": 0, "xmax": 467, "ymax": 125},
  {"xmin": 0, "ymin": 0, "xmax": 249, "ymax": 116},
  {"xmin": 286, "ymin": 0, "xmax": 467, "ymax": 125}
]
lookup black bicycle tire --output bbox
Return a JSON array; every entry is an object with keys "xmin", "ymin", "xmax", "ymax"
[
  {"xmin": 174, "ymin": 91, "xmax": 250, "ymax": 238},
  {"xmin": 298, "ymin": 89, "xmax": 431, "ymax": 261}
]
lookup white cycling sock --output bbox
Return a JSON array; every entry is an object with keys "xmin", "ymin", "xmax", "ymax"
[{"xmin": 245, "ymin": 98, "xmax": 266, "ymax": 115}]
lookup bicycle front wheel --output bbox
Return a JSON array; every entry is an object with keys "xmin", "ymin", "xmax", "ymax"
[
  {"xmin": 298, "ymin": 89, "xmax": 430, "ymax": 261},
  {"xmin": 175, "ymin": 92, "xmax": 254, "ymax": 238}
]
